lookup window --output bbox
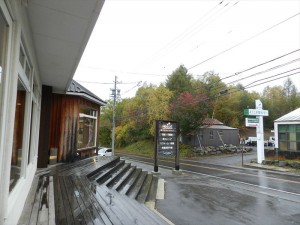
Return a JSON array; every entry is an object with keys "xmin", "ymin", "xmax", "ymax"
[
  {"xmin": 9, "ymin": 37, "xmax": 36, "ymax": 191},
  {"xmin": 10, "ymin": 79, "xmax": 28, "ymax": 191},
  {"xmin": 218, "ymin": 130, "xmax": 223, "ymax": 136},
  {"xmin": 209, "ymin": 130, "xmax": 214, "ymax": 140},
  {"xmin": 77, "ymin": 106, "xmax": 98, "ymax": 150},
  {"xmin": 28, "ymin": 79, "xmax": 39, "ymax": 164},
  {"xmin": 278, "ymin": 124, "xmax": 300, "ymax": 151}
]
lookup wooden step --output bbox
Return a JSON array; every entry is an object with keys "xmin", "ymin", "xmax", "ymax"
[
  {"xmin": 127, "ymin": 171, "xmax": 147, "ymax": 199},
  {"xmin": 96, "ymin": 185, "xmax": 166, "ymax": 225},
  {"xmin": 136, "ymin": 174, "xmax": 153, "ymax": 203},
  {"xmin": 76, "ymin": 176, "xmax": 126, "ymax": 225},
  {"xmin": 108, "ymin": 166, "xmax": 136, "ymax": 189},
  {"xmin": 87, "ymin": 157, "xmax": 120, "ymax": 179},
  {"xmin": 146, "ymin": 175, "xmax": 159, "ymax": 203},
  {"xmin": 118, "ymin": 168, "xmax": 142, "ymax": 195},
  {"xmin": 94, "ymin": 160, "xmax": 125, "ymax": 184},
  {"xmin": 104, "ymin": 163, "xmax": 131, "ymax": 186}
]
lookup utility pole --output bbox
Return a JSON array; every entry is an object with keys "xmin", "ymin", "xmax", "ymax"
[{"xmin": 111, "ymin": 76, "xmax": 120, "ymax": 156}]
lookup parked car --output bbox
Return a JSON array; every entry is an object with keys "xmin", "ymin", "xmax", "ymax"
[
  {"xmin": 97, "ymin": 147, "xmax": 112, "ymax": 156},
  {"xmin": 245, "ymin": 137, "xmax": 257, "ymax": 146},
  {"xmin": 268, "ymin": 136, "xmax": 275, "ymax": 146}
]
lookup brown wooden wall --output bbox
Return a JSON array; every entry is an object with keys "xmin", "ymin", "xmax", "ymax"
[
  {"xmin": 38, "ymin": 86, "xmax": 52, "ymax": 168},
  {"xmin": 50, "ymin": 94, "xmax": 100, "ymax": 162}
]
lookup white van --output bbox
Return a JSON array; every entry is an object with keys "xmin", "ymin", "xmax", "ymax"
[{"xmin": 245, "ymin": 137, "xmax": 257, "ymax": 146}]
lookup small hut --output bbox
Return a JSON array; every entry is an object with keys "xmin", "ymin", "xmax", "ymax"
[{"xmin": 183, "ymin": 118, "xmax": 239, "ymax": 147}]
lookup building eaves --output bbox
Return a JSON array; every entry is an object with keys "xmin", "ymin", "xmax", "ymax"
[
  {"xmin": 67, "ymin": 80, "xmax": 106, "ymax": 106},
  {"xmin": 200, "ymin": 125, "xmax": 237, "ymax": 130},
  {"xmin": 275, "ymin": 108, "xmax": 300, "ymax": 122}
]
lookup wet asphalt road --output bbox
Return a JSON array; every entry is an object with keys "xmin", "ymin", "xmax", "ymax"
[{"xmin": 118, "ymin": 153, "xmax": 300, "ymax": 225}]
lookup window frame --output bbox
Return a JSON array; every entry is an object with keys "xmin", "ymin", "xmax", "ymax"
[{"xmin": 77, "ymin": 111, "xmax": 98, "ymax": 150}]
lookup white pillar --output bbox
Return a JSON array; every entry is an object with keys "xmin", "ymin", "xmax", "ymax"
[{"xmin": 255, "ymin": 100, "xmax": 265, "ymax": 163}]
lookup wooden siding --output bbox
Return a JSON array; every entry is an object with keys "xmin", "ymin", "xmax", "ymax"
[
  {"xmin": 183, "ymin": 128, "xmax": 239, "ymax": 147},
  {"xmin": 50, "ymin": 94, "xmax": 100, "ymax": 162}
]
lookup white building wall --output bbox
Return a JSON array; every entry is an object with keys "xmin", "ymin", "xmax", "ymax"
[
  {"xmin": 274, "ymin": 121, "xmax": 300, "ymax": 149},
  {"xmin": 0, "ymin": 1, "xmax": 42, "ymax": 224}
]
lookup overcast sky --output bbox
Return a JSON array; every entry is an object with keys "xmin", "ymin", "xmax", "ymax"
[{"xmin": 74, "ymin": 0, "xmax": 300, "ymax": 101}]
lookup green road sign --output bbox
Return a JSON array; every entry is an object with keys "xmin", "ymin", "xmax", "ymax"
[
  {"xmin": 245, "ymin": 117, "xmax": 259, "ymax": 127},
  {"xmin": 244, "ymin": 109, "xmax": 269, "ymax": 116}
]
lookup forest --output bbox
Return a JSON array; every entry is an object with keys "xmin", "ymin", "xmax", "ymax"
[{"xmin": 99, "ymin": 65, "xmax": 300, "ymax": 148}]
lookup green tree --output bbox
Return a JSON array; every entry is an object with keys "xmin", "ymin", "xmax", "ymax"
[
  {"xmin": 214, "ymin": 86, "xmax": 259, "ymax": 128},
  {"xmin": 262, "ymin": 85, "xmax": 287, "ymax": 128},
  {"xmin": 283, "ymin": 78, "xmax": 300, "ymax": 111},
  {"xmin": 165, "ymin": 65, "xmax": 193, "ymax": 99},
  {"xmin": 114, "ymin": 84, "xmax": 173, "ymax": 147}
]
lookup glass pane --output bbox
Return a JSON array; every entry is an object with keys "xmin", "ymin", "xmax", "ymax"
[
  {"xmin": 77, "ymin": 116, "xmax": 96, "ymax": 149},
  {"xmin": 297, "ymin": 142, "xmax": 300, "ymax": 152},
  {"xmin": 279, "ymin": 133, "xmax": 287, "ymax": 141},
  {"xmin": 297, "ymin": 132, "xmax": 300, "ymax": 141},
  {"xmin": 289, "ymin": 132, "xmax": 296, "ymax": 141},
  {"xmin": 28, "ymin": 102, "xmax": 34, "ymax": 164},
  {"xmin": 296, "ymin": 125, "xmax": 300, "ymax": 132},
  {"xmin": 289, "ymin": 142, "xmax": 297, "ymax": 151},
  {"xmin": 80, "ymin": 106, "xmax": 98, "ymax": 117},
  {"xmin": 10, "ymin": 79, "xmax": 27, "ymax": 191},
  {"xmin": 279, "ymin": 141, "xmax": 287, "ymax": 151},
  {"xmin": 25, "ymin": 61, "xmax": 31, "ymax": 79},
  {"xmin": 289, "ymin": 125, "xmax": 296, "ymax": 132},
  {"xmin": 278, "ymin": 125, "xmax": 287, "ymax": 132}
]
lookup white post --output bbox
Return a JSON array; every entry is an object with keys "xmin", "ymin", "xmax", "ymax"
[{"xmin": 255, "ymin": 100, "xmax": 265, "ymax": 163}]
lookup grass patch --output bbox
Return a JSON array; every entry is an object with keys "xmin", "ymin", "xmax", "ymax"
[
  {"xmin": 266, "ymin": 155, "xmax": 300, "ymax": 163},
  {"xmin": 116, "ymin": 140, "xmax": 154, "ymax": 157},
  {"xmin": 116, "ymin": 140, "xmax": 194, "ymax": 158}
]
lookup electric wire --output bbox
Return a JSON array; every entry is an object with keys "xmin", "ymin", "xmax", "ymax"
[
  {"xmin": 219, "ymin": 49, "xmax": 300, "ymax": 82},
  {"xmin": 142, "ymin": 1, "xmax": 233, "ymax": 67},
  {"xmin": 188, "ymin": 12, "xmax": 300, "ymax": 70}
]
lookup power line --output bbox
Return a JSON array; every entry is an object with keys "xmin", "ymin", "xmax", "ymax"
[
  {"xmin": 123, "ymin": 81, "xmax": 142, "ymax": 95},
  {"xmin": 226, "ymin": 58, "xmax": 300, "ymax": 86},
  {"xmin": 188, "ymin": 12, "xmax": 300, "ymax": 70},
  {"xmin": 75, "ymin": 80, "xmax": 142, "ymax": 85},
  {"xmin": 245, "ymin": 71, "xmax": 300, "ymax": 89},
  {"xmin": 188, "ymin": 50, "xmax": 300, "ymax": 94},
  {"xmin": 141, "ymin": 1, "xmax": 240, "ymax": 69},
  {"xmin": 220, "ymin": 49, "xmax": 300, "ymax": 82}
]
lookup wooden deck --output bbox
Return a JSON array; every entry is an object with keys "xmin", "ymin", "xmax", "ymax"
[{"xmin": 18, "ymin": 156, "xmax": 168, "ymax": 225}]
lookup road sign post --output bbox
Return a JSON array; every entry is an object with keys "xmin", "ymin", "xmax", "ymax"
[{"xmin": 244, "ymin": 100, "xmax": 269, "ymax": 164}]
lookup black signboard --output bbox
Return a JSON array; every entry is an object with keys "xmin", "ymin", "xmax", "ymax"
[
  {"xmin": 157, "ymin": 121, "xmax": 177, "ymax": 156},
  {"xmin": 154, "ymin": 120, "xmax": 180, "ymax": 172}
]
